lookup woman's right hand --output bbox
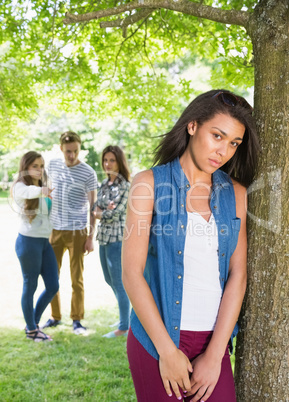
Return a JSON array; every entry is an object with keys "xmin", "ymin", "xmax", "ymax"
[
  {"xmin": 159, "ymin": 348, "xmax": 192, "ymax": 399},
  {"xmin": 41, "ymin": 187, "xmax": 53, "ymax": 197},
  {"xmin": 107, "ymin": 200, "xmax": 116, "ymax": 210}
]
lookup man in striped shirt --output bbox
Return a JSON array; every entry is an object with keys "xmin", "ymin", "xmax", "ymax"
[{"xmin": 42, "ymin": 131, "xmax": 98, "ymax": 335}]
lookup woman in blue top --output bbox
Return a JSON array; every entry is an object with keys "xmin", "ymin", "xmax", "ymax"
[
  {"xmin": 122, "ymin": 90, "xmax": 259, "ymax": 401},
  {"xmin": 13, "ymin": 151, "xmax": 59, "ymax": 341}
]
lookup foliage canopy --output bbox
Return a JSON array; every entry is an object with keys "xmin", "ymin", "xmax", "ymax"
[{"xmin": 0, "ymin": 0, "xmax": 256, "ymax": 166}]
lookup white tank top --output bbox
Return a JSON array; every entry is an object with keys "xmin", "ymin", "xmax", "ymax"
[{"xmin": 180, "ymin": 212, "xmax": 222, "ymax": 331}]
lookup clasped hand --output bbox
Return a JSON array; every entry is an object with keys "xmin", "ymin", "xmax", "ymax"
[
  {"xmin": 107, "ymin": 201, "xmax": 116, "ymax": 210},
  {"xmin": 184, "ymin": 352, "xmax": 222, "ymax": 402},
  {"xmin": 159, "ymin": 348, "xmax": 192, "ymax": 400},
  {"xmin": 160, "ymin": 350, "xmax": 221, "ymax": 401}
]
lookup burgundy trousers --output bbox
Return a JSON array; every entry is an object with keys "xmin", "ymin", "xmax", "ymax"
[{"xmin": 127, "ymin": 328, "xmax": 236, "ymax": 402}]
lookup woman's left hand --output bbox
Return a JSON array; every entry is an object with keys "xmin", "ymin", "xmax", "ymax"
[{"xmin": 185, "ymin": 352, "xmax": 222, "ymax": 401}]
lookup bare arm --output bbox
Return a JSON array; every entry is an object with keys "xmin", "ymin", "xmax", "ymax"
[
  {"xmin": 92, "ymin": 205, "xmax": 103, "ymax": 220},
  {"xmin": 122, "ymin": 170, "xmax": 192, "ymax": 399},
  {"xmin": 84, "ymin": 189, "xmax": 97, "ymax": 254},
  {"xmin": 189, "ymin": 182, "xmax": 247, "ymax": 402}
]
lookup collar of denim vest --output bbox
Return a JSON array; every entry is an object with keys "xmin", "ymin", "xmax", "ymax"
[{"xmin": 171, "ymin": 157, "xmax": 231, "ymax": 190}]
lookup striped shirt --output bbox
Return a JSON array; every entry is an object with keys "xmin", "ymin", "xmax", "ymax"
[
  {"xmin": 48, "ymin": 159, "xmax": 98, "ymax": 230},
  {"xmin": 94, "ymin": 177, "xmax": 130, "ymax": 245}
]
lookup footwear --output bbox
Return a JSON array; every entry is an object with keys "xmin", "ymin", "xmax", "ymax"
[
  {"xmin": 102, "ymin": 330, "xmax": 128, "ymax": 338},
  {"xmin": 41, "ymin": 318, "xmax": 61, "ymax": 329},
  {"xmin": 73, "ymin": 320, "xmax": 87, "ymax": 335},
  {"xmin": 26, "ymin": 329, "xmax": 53, "ymax": 342},
  {"xmin": 24, "ymin": 324, "xmax": 39, "ymax": 333}
]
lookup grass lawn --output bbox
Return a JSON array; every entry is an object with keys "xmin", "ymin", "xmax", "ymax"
[
  {"xmin": 0, "ymin": 308, "xmax": 136, "ymax": 402},
  {"xmin": 0, "ymin": 306, "xmax": 236, "ymax": 402}
]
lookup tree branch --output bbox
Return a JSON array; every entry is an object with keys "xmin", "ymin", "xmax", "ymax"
[
  {"xmin": 63, "ymin": 0, "xmax": 250, "ymax": 29},
  {"xmin": 111, "ymin": 16, "xmax": 150, "ymax": 77},
  {"xmin": 99, "ymin": 9, "xmax": 154, "ymax": 29}
]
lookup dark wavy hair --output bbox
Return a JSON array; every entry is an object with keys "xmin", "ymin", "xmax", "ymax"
[
  {"xmin": 13, "ymin": 151, "xmax": 47, "ymax": 222},
  {"xmin": 153, "ymin": 89, "xmax": 260, "ymax": 187},
  {"xmin": 102, "ymin": 145, "xmax": 130, "ymax": 182}
]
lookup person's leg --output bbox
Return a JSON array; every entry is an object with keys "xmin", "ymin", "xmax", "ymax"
[
  {"xmin": 49, "ymin": 229, "xmax": 66, "ymax": 321},
  {"xmin": 99, "ymin": 244, "xmax": 113, "ymax": 288},
  {"xmin": 105, "ymin": 241, "xmax": 130, "ymax": 331},
  {"xmin": 127, "ymin": 329, "xmax": 184, "ymax": 402},
  {"xmin": 67, "ymin": 229, "xmax": 87, "ymax": 321},
  {"xmin": 15, "ymin": 235, "xmax": 42, "ymax": 331},
  {"xmin": 34, "ymin": 240, "xmax": 59, "ymax": 325}
]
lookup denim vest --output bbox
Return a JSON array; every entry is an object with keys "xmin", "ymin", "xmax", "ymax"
[{"xmin": 130, "ymin": 158, "xmax": 241, "ymax": 359}]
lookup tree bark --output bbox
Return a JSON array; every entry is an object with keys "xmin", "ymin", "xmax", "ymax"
[{"xmin": 234, "ymin": 1, "xmax": 289, "ymax": 401}]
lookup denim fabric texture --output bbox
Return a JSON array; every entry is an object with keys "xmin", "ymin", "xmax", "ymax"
[
  {"xmin": 15, "ymin": 234, "xmax": 59, "ymax": 331},
  {"xmin": 130, "ymin": 158, "xmax": 241, "ymax": 359},
  {"xmin": 99, "ymin": 241, "xmax": 130, "ymax": 331}
]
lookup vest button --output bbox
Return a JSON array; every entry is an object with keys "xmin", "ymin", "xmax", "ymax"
[
  {"xmin": 178, "ymin": 250, "xmax": 182, "ymax": 255},
  {"xmin": 174, "ymin": 326, "xmax": 178, "ymax": 330},
  {"xmin": 186, "ymin": 184, "xmax": 190, "ymax": 188},
  {"xmin": 181, "ymin": 204, "xmax": 184, "ymax": 208},
  {"xmin": 176, "ymin": 301, "xmax": 180, "ymax": 304},
  {"xmin": 222, "ymin": 253, "xmax": 225, "ymax": 257},
  {"xmin": 221, "ymin": 229, "xmax": 225, "ymax": 233},
  {"xmin": 180, "ymin": 224, "xmax": 184, "ymax": 229},
  {"xmin": 214, "ymin": 205, "xmax": 217, "ymax": 209},
  {"xmin": 178, "ymin": 275, "xmax": 182, "ymax": 279}
]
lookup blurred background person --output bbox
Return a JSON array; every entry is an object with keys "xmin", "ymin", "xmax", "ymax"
[
  {"xmin": 93, "ymin": 145, "xmax": 130, "ymax": 338},
  {"xmin": 13, "ymin": 151, "xmax": 59, "ymax": 341},
  {"xmin": 42, "ymin": 132, "xmax": 98, "ymax": 335}
]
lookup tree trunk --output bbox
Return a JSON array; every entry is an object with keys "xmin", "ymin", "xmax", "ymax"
[{"xmin": 235, "ymin": 1, "xmax": 289, "ymax": 401}]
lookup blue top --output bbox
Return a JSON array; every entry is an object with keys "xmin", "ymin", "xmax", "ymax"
[{"xmin": 130, "ymin": 158, "xmax": 241, "ymax": 359}]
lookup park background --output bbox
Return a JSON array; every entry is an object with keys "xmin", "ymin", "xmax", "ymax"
[
  {"xmin": 0, "ymin": 1, "xmax": 288, "ymax": 401},
  {"xmin": 0, "ymin": 192, "xmax": 136, "ymax": 401},
  {"xmin": 0, "ymin": 54, "xmax": 245, "ymax": 402}
]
